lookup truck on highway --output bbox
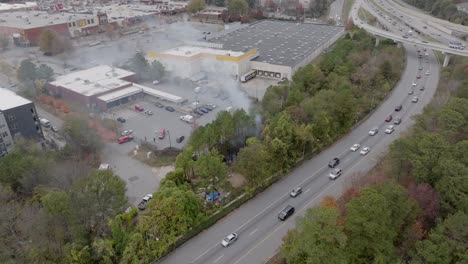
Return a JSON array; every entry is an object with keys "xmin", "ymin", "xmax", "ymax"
[{"xmin": 449, "ymin": 41, "xmax": 465, "ymax": 50}]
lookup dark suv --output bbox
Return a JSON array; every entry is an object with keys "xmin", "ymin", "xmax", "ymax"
[
  {"xmin": 278, "ymin": 205, "xmax": 295, "ymax": 221},
  {"xmin": 328, "ymin": 158, "xmax": 340, "ymax": 168}
]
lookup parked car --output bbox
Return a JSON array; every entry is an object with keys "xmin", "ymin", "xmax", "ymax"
[
  {"xmin": 194, "ymin": 108, "xmax": 204, "ymax": 115},
  {"xmin": 135, "ymin": 104, "xmax": 144, "ymax": 112},
  {"xmin": 121, "ymin": 130, "xmax": 133, "ymax": 136},
  {"xmin": 118, "ymin": 135, "xmax": 133, "ymax": 144},
  {"xmin": 152, "ymin": 80, "xmax": 160, "ymax": 85},
  {"xmin": 350, "ymin": 144, "xmax": 361, "ymax": 152},
  {"xmin": 144, "ymin": 110, "xmax": 153, "ymax": 115},
  {"xmin": 368, "ymin": 127, "xmax": 379, "ymax": 136},
  {"xmin": 199, "ymin": 107, "xmax": 209, "ymax": 113},
  {"xmin": 137, "ymin": 194, "xmax": 153, "ymax": 210},
  {"xmin": 176, "ymin": 136, "xmax": 185, "ymax": 143},
  {"xmin": 158, "ymin": 128, "xmax": 166, "ymax": 139},
  {"xmin": 329, "ymin": 168, "xmax": 342, "ymax": 180},
  {"xmin": 328, "ymin": 157, "xmax": 340, "ymax": 168},
  {"xmin": 221, "ymin": 233, "xmax": 238, "ymax": 247},
  {"xmin": 385, "ymin": 125, "xmax": 395, "ymax": 134},
  {"xmin": 180, "ymin": 115, "xmax": 194, "ymax": 124},
  {"xmin": 155, "ymin": 102, "xmax": 164, "ymax": 108},
  {"xmin": 385, "ymin": 115, "xmax": 393, "ymax": 122},
  {"xmin": 360, "ymin": 147, "xmax": 370, "ymax": 156},
  {"xmin": 117, "ymin": 117, "xmax": 126, "ymax": 123},
  {"xmin": 395, "ymin": 105, "xmax": 402, "ymax": 111},
  {"xmin": 51, "ymin": 126, "xmax": 59, "ymax": 132},
  {"xmin": 290, "ymin": 187, "xmax": 302, "ymax": 198},
  {"xmin": 278, "ymin": 205, "xmax": 295, "ymax": 220},
  {"xmin": 165, "ymin": 106, "xmax": 175, "ymax": 112}
]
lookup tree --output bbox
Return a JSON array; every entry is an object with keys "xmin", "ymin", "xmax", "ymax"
[
  {"xmin": 234, "ymin": 138, "xmax": 273, "ymax": 187},
  {"xmin": 194, "ymin": 149, "xmax": 227, "ymax": 193},
  {"xmin": 187, "ymin": 0, "xmax": 206, "ymax": 13},
  {"xmin": 228, "ymin": 0, "xmax": 249, "ymax": 15},
  {"xmin": 17, "ymin": 59, "xmax": 37, "ymax": 82},
  {"xmin": 68, "ymin": 169, "xmax": 127, "ymax": 239},
  {"xmin": 407, "ymin": 182, "xmax": 440, "ymax": 228},
  {"xmin": 281, "ymin": 207, "xmax": 347, "ymax": 264},
  {"xmin": 150, "ymin": 60, "xmax": 165, "ymax": 81},
  {"xmin": 63, "ymin": 115, "xmax": 102, "ymax": 156},
  {"xmin": 36, "ymin": 64, "xmax": 54, "ymax": 81},
  {"xmin": 215, "ymin": 0, "xmax": 225, "ymax": 7},
  {"xmin": 39, "ymin": 30, "xmax": 72, "ymax": 55}
]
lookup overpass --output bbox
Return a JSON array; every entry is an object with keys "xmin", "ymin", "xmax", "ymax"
[{"xmin": 352, "ymin": 0, "xmax": 468, "ymax": 66}]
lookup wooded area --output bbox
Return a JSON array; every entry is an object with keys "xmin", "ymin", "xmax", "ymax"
[{"xmin": 403, "ymin": 0, "xmax": 468, "ymax": 25}]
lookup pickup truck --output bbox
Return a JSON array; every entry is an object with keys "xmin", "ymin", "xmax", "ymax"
[{"xmin": 137, "ymin": 194, "xmax": 153, "ymax": 210}]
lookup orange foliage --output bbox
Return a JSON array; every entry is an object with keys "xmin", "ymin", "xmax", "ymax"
[
  {"xmin": 320, "ymin": 195, "xmax": 338, "ymax": 208},
  {"xmin": 60, "ymin": 104, "xmax": 70, "ymax": 113},
  {"xmin": 337, "ymin": 187, "xmax": 360, "ymax": 217}
]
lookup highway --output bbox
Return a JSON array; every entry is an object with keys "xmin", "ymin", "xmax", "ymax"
[
  {"xmin": 156, "ymin": 4, "xmax": 441, "ymax": 264},
  {"xmin": 329, "ymin": 0, "xmax": 344, "ymax": 23}
]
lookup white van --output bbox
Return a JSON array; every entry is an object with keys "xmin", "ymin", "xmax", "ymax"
[
  {"xmin": 180, "ymin": 115, "xmax": 193, "ymax": 124},
  {"xmin": 39, "ymin": 118, "xmax": 50, "ymax": 127}
]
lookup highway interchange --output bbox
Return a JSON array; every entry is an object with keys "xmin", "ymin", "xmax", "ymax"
[{"xmin": 155, "ymin": 1, "xmax": 451, "ymax": 264}]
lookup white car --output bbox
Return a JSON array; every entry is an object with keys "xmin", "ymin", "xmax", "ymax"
[
  {"xmin": 329, "ymin": 168, "xmax": 342, "ymax": 180},
  {"xmin": 180, "ymin": 115, "xmax": 194, "ymax": 124},
  {"xmin": 290, "ymin": 187, "xmax": 302, "ymax": 197},
  {"xmin": 221, "ymin": 233, "xmax": 238, "ymax": 247},
  {"xmin": 152, "ymin": 80, "xmax": 160, "ymax": 85},
  {"xmin": 350, "ymin": 144, "xmax": 361, "ymax": 152},
  {"xmin": 142, "ymin": 194, "xmax": 153, "ymax": 202},
  {"xmin": 412, "ymin": 97, "xmax": 419, "ymax": 103},
  {"xmin": 360, "ymin": 147, "xmax": 370, "ymax": 156},
  {"xmin": 412, "ymin": 82, "xmax": 417, "ymax": 86},
  {"xmin": 385, "ymin": 125, "xmax": 395, "ymax": 134},
  {"xmin": 144, "ymin": 110, "xmax": 153, "ymax": 115},
  {"xmin": 425, "ymin": 70, "xmax": 430, "ymax": 75},
  {"xmin": 121, "ymin": 130, "xmax": 133, "ymax": 136},
  {"xmin": 368, "ymin": 127, "xmax": 379, "ymax": 136}
]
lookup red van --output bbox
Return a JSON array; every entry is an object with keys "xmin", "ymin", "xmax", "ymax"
[{"xmin": 135, "ymin": 104, "xmax": 144, "ymax": 112}]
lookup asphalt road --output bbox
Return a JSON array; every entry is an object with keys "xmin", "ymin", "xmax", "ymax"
[
  {"xmin": 157, "ymin": 13, "xmax": 441, "ymax": 264},
  {"xmin": 329, "ymin": 0, "xmax": 345, "ymax": 23}
]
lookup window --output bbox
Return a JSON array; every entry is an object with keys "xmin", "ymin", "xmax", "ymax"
[
  {"xmin": 73, "ymin": 22, "xmax": 76, "ymax": 27},
  {"xmin": 68, "ymin": 22, "xmax": 72, "ymax": 27},
  {"xmin": 11, "ymin": 124, "xmax": 17, "ymax": 130},
  {"xmin": 2, "ymin": 132, "xmax": 8, "ymax": 137},
  {"xmin": 30, "ymin": 108, "xmax": 35, "ymax": 113},
  {"xmin": 91, "ymin": 19, "xmax": 94, "ymax": 23},
  {"xmin": 8, "ymin": 115, "xmax": 15, "ymax": 121}
]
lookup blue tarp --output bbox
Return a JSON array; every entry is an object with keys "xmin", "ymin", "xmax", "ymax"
[{"xmin": 206, "ymin": 191, "xmax": 220, "ymax": 201}]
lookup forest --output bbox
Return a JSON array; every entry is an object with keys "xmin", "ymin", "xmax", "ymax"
[{"xmin": 403, "ymin": 0, "xmax": 468, "ymax": 25}]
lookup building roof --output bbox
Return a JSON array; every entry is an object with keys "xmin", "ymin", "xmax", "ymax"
[
  {"xmin": 50, "ymin": 65, "xmax": 135, "ymax": 97},
  {"xmin": 160, "ymin": 46, "xmax": 245, "ymax": 58},
  {"xmin": 0, "ymin": 88, "xmax": 32, "ymax": 110},
  {"xmin": 139, "ymin": 85, "xmax": 185, "ymax": 103},
  {"xmin": 0, "ymin": 2, "xmax": 37, "ymax": 12},
  {"xmin": 97, "ymin": 85, "xmax": 142, "ymax": 102},
  {"xmin": 208, "ymin": 20, "xmax": 344, "ymax": 67},
  {"xmin": 0, "ymin": 10, "xmax": 95, "ymax": 29},
  {"xmin": 94, "ymin": 4, "xmax": 156, "ymax": 22}
]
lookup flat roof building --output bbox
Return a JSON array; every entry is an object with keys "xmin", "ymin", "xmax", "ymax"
[{"xmin": 0, "ymin": 88, "xmax": 44, "ymax": 156}]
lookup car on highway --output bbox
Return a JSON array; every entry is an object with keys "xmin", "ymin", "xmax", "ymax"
[
  {"xmin": 385, "ymin": 115, "xmax": 393, "ymax": 122},
  {"xmin": 411, "ymin": 96, "xmax": 419, "ymax": 103},
  {"xmin": 138, "ymin": 194, "xmax": 153, "ymax": 210},
  {"xmin": 419, "ymin": 65, "xmax": 423, "ymax": 70},
  {"xmin": 221, "ymin": 233, "xmax": 238, "ymax": 247},
  {"xmin": 416, "ymin": 75, "xmax": 421, "ymax": 79},
  {"xmin": 350, "ymin": 144, "xmax": 361, "ymax": 152},
  {"xmin": 420, "ymin": 86, "xmax": 425, "ymax": 91},
  {"xmin": 116, "ymin": 117, "xmax": 126, "ymax": 123},
  {"xmin": 278, "ymin": 205, "xmax": 295, "ymax": 220},
  {"xmin": 408, "ymin": 89, "xmax": 414, "ymax": 95},
  {"xmin": 158, "ymin": 128, "xmax": 166, "ymax": 139},
  {"xmin": 425, "ymin": 70, "xmax": 430, "ymax": 75},
  {"xmin": 368, "ymin": 127, "xmax": 379, "ymax": 136},
  {"xmin": 328, "ymin": 157, "xmax": 340, "ymax": 168},
  {"xmin": 385, "ymin": 125, "xmax": 395, "ymax": 134},
  {"xmin": 421, "ymin": 40, "xmax": 428, "ymax": 43},
  {"xmin": 154, "ymin": 102, "xmax": 164, "ymax": 108},
  {"xmin": 412, "ymin": 82, "xmax": 417, "ymax": 86},
  {"xmin": 290, "ymin": 187, "xmax": 302, "ymax": 198},
  {"xmin": 165, "ymin": 106, "xmax": 175, "ymax": 112},
  {"xmin": 393, "ymin": 117, "xmax": 402, "ymax": 125},
  {"xmin": 118, "ymin": 135, "xmax": 133, "ymax": 144},
  {"xmin": 144, "ymin": 110, "xmax": 153, "ymax": 115},
  {"xmin": 395, "ymin": 105, "xmax": 402, "ymax": 111},
  {"xmin": 329, "ymin": 168, "xmax": 342, "ymax": 180},
  {"xmin": 121, "ymin": 130, "xmax": 133, "ymax": 136},
  {"xmin": 360, "ymin": 147, "xmax": 370, "ymax": 156}
]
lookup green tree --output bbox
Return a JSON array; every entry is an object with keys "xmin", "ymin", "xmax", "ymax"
[
  {"xmin": 411, "ymin": 211, "xmax": 468, "ymax": 263},
  {"xmin": 36, "ymin": 63, "xmax": 54, "ymax": 81},
  {"xmin": 63, "ymin": 115, "xmax": 102, "ymax": 156},
  {"xmin": 228, "ymin": 0, "xmax": 249, "ymax": 15},
  {"xmin": 175, "ymin": 146, "xmax": 196, "ymax": 181},
  {"xmin": 150, "ymin": 60, "xmax": 165, "ymax": 80},
  {"xmin": 17, "ymin": 59, "xmax": 37, "ymax": 82},
  {"xmin": 281, "ymin": 207, "xmax": 347, "ymax": 264},
  {"xmin": 215, "ymin": 0, "xmax": 225, "ymax": 6},
  {"xmin": 187, "ymin": 0, "xmax": 206, "ymax": 13},
  {"xmin": 194, "ymin": 149, "xmax": 228, "ymax": 192},
  {"xmin": 234, "ymin": 138, "xmax": 273, "ymax": 187},
  {"xmin": 0, "ymin": 34, "xmax": 9, "ymax": 50},
  {"xmin": 110, "ymin": 209, "xmax": 137, "ymax": 257},
  {"xmin": 129, "ymin": 52, "xmax": 150, "ymax": 80}
]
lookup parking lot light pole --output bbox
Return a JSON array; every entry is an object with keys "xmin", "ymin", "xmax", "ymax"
[{"xmin": 167, "ymin": 129, "xmax": 172, "ymax": 148}]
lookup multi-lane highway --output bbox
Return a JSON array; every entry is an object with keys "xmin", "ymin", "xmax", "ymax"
[{"xmin": 156, "ymin": 5, "xmax": 441, "ymax": 264}]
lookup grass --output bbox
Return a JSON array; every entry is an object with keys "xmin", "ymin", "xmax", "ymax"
[{"xmin": 264, "ymin": 251, "xmax": 286, "ymax": 264}]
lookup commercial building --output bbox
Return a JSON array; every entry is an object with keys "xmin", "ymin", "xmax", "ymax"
[
  {"xmin": 207, "ymin": 20, "xmax": 345, "ymax": 80},
  {"xmin": 46, "ymin": 65, "xmax": 185, "ymax": 112},
  {"xmin": 0, "ymin": 88, "xmax": 44, "ymax": 156},
  {"xmin": 147, "ymin": 45, "xmax": 259, "ymax": 79}
]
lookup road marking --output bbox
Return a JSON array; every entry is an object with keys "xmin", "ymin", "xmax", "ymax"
[
  {"xmin": 213, "ymin": 254, "xmax": 224, "ymax": 263},
  {"xmin": 304, "ymin": 188, "xmax": 311, "ymax": 193},
  {"xmin": 249, "ymin": 229, "xmax": 258, "ymax": 236},
  {"xmin": 231, "ymin": 153, "xmax": 378, "ymax": 264}
]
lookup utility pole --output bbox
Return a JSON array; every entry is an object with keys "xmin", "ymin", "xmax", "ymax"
[{"xmin": 167, "ymin": 129, "xmax": 172, "ymax": 148}]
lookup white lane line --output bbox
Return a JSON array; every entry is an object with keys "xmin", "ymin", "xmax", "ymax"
[
  {"xmin": 249, "ymin": 229, "xmax": 258, "ymax": 236},
  {"xmin": 305, "ymin": 188, "xmax": 311, "ymax": 193},
  {"xmin": 213, "ymin": 254, "xmax": 224, "ymax": 263}
]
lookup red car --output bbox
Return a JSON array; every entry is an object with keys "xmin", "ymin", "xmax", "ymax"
[
  {"xmin": 385, "ymin": 115, "xmax": 393, "ymax": 122},
  {"xmin": 135, "ymin": 104, "xmax": 144, "ymax": 112},
  {"xmin": 118, "ymin": 135, "xmax": 133, "ymax": 144},
  {"xmin": 158, "ymin": 128, "xmax": 166, "ymax": 139}
]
